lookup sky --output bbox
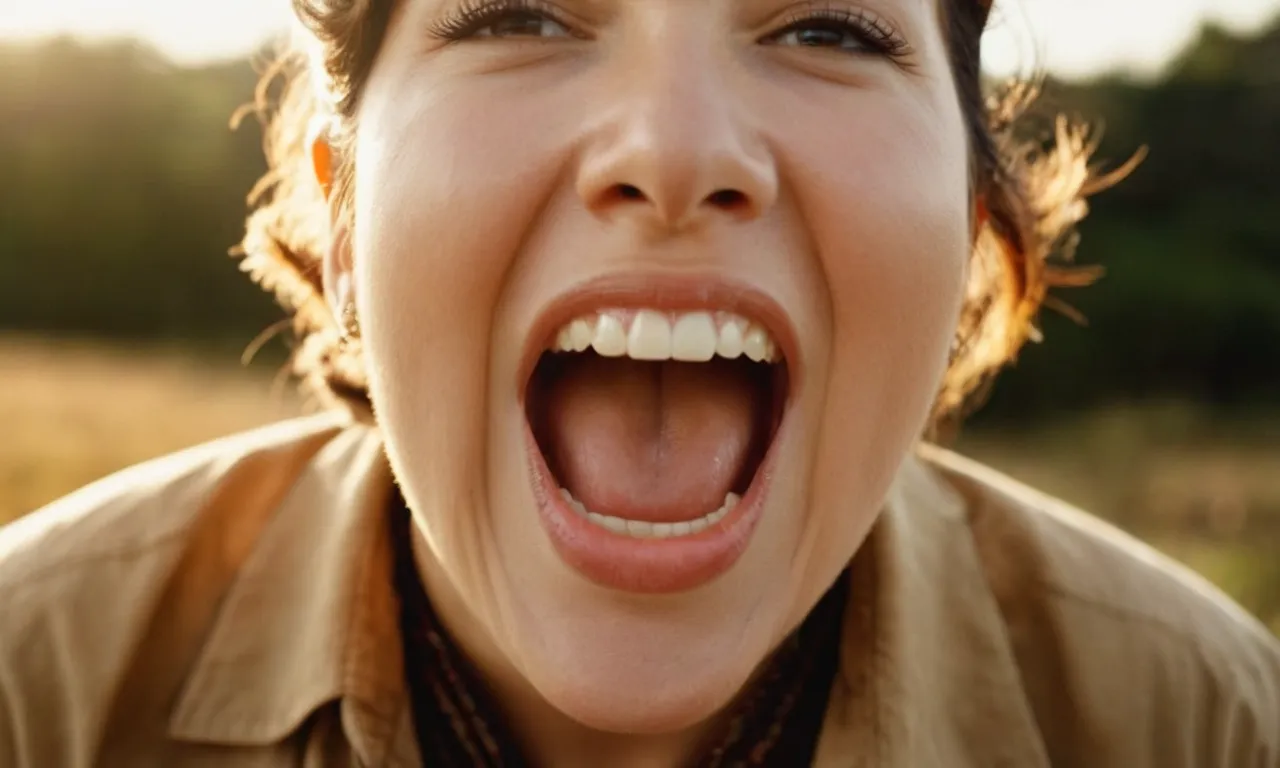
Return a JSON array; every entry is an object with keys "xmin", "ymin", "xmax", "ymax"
[{"xmin": 1, "ymin": 0, "xmax": 1278, "ymax": 80}]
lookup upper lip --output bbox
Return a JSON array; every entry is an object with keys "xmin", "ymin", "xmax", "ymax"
[{"xmin": 516, "ymin": 271, "xmax": 802, "ymax": 399}]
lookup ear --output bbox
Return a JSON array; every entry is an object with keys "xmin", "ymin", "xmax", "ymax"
[
  {"xmin": 309, "ymin": 115, "xmax": 336, "ymax": 201},
  {"xmin": 310, "ymin": 117, "xmax": 354, "ymax": 323}
]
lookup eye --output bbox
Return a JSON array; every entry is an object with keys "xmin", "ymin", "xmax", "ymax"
[
  {"xmin": 772, "ymin": 22, "xmax": 868, "ymax": 51},
  {"xmin": 474, "ymin": 11, "xmax": 571, "ymax": 38},
  {"xmin": 429, "ymin": 0, "xmax": 578, "ymax": 42},
  {"xmin": 761, "ymin": 9, "xmax": 910, "ymax": 59}
]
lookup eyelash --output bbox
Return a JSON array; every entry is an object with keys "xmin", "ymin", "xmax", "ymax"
[
  {"xmin": 427, "ymin": 0, "xmax": 576, "ymax": 41},
  {"xmin": 767, "ymin": 7, "xmax": 912, "ymax": 59},
  {"xmin": 426, "ymin": 0, "xmax": 912, "ymax": 61}
]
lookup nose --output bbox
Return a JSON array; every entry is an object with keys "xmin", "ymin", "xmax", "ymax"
[{"xmin": 576, "ymin": 46, "xmax": 778, "ymax": 235}]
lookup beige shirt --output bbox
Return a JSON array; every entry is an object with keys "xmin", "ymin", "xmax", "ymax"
[{"xmin": 1, "ymin": 413, "xmax": 1276, "ymax": 767}]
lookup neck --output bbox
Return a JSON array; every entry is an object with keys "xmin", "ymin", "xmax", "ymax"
[
  {"xmin": 408, "ymin": 531, "xmax": 725, "ymax": 768},
  {"xmin": 493, "ymin": 684, "xmax": 720, "ymax": 768}
]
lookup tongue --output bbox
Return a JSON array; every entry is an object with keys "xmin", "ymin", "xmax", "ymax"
[{"xmin": 541, "ymin": 356, "xmax": 762, "ymax": 522}]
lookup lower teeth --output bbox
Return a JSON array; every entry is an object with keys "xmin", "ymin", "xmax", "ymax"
[{"xmin": 558, "ymin": 488, "xmax": 741, "ymax": 539}]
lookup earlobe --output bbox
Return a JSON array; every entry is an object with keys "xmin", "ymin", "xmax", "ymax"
[
  {"xmin": 323, "ymin": 224, "xmax": 356, "ymax": 332},
  {"xmin": 334, "ymin": 271, "xmax": 360, "ymax": 341}
]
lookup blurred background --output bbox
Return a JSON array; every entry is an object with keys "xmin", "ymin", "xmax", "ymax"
[{"xmin": 1, "ymin": 0, "xmax": 1277, "ymax": 633}]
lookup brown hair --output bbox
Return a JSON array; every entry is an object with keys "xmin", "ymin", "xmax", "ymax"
[{"xmin": 237, "ymin": 0, "xmax": 1131, "ymax": 427}]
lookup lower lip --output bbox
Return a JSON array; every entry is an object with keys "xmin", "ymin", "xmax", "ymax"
[{"xmin": 524, "ymin": 421, "xmax": 781, "ymax": 595}]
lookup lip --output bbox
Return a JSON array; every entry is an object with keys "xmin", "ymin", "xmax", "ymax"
[
  {"xmin": 517, "ymin": 272, "xmax": 799, "ymax": 594},
  {"xmin": 515, "ymin": 271, "xmax": 803, "ymax": 402},
  {"xmin": 525, "ymin": 411, "xmax": 786, "ymax": 594}
]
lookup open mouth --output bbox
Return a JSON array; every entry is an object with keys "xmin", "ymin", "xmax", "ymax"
[{"xmin": 521, "ymin": 295, "xmax": 793, "ymax": 592}]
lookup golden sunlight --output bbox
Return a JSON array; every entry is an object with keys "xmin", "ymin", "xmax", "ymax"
[
  {"xmin": 0, "ymin": 0, "xmax": 293, "ymax": 64},
  {"xmin": 0, "ymin": 0, "xmax": 1278, "ymax": 77}
]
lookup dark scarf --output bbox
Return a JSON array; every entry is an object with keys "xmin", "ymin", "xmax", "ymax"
[{"xmin": 390, "ymin": 496, "xmax": 848, "ymax": 767}]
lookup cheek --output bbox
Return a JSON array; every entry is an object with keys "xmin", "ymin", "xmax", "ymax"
[
  {"xmin": 787, "ymin": 87, "xmax": 970, "ymax": 402},
  {"xmin": 353, "ymin": 64, "xmax": 586, "ymax": 407},
  {"xmin": 355, "ymin": 83, "xmax": 543, "ymax": 341},
  {"xmin": 350, "ymin": 68, "xmax": 581, "ymax": 496},
  {"xmin": 780, "ymin": 86, "xmax": 970, "ymax": 542},
  {"xmin": 352, "ymin": 57, "xmax": 600, "ymax": 369}
]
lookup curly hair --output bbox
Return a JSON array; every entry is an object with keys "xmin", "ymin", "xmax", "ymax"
[{"xmin": 236, "ymin": 0, "xmax": 1132, "ymax": 430}]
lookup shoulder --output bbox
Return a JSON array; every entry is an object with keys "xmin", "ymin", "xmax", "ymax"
[
  {"xmin": 0, "ymin": 413, "xmax": 350, "ymax": 766},
  {"xmin": 919, "ymin": 445, "xmax": 1280, "ymax": 764},
  {"xmin": 0, "ymin": 413, "xmax": 348, "ymax": 600}
]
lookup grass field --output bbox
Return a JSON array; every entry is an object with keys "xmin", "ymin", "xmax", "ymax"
[
  {"xmin": 3, "ymin": 336, "xmax": 1277, "ymax": 633},
  {"xmin": 0, "ymin": 337, "xmax": 300, "ymax": 520}
]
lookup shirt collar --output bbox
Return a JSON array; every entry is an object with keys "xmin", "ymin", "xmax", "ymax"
[
  {"xmin": 166, "ymin": 423, "xmax": 1045, "ymax": 766},
  {"xmin": 167, "ymin": 419, "xmax": 412, "ymax": 765},
  {"xmin": 813, "ymin": 446, "xmax": 1049, "ymax": 767}
]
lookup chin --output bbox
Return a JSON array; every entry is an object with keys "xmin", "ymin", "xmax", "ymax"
[{"xmin": 511, "ymin": 603, "xmax": 769, "ymax": 735}]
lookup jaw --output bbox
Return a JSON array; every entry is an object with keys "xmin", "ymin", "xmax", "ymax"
[
  {"xmin": 494, "ymin": 391, "xmax": 846, "ymax": 736},
  {"xmin": 447, "ymin": 371, "xmax": 846, "ymax": 738},
  {"xmin": 438, "ymin": 276, "xmax": 835, "ymax": 733}
]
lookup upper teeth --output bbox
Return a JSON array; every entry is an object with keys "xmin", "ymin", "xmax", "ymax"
[{"xmin": 551, "ymin": 310, "xmax": 781, "ymax": 364}]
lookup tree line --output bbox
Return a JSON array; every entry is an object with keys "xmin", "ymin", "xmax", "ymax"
[{"xmin": 2, "ymin": 19, "xmax": 1277, "ymax": 423}]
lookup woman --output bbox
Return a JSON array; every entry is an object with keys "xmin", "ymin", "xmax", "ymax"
[{"xmin": 1, "ymin": 0, "xmax": 1276, "ymax": 765}]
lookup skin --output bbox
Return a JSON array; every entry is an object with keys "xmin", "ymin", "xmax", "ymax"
[{"xmin": 318, "ymin": 0, "xmax": 972, "ymax": 764}]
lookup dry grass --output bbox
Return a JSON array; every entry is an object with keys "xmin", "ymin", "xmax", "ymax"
[
  {"xmin": 958, "ymin": 408, "xmax": 1280, "ymax": 539},
  {"xmin": 958, "ymin": 407, "xmax": 1280, "ymax": 633},
  {"xmin": 2, "ymin": 336, "xmax": 1276, "ymax": 632},
  {"xmin": 0, "ymin": 336, "xmax": 299, "ymax": 521}
]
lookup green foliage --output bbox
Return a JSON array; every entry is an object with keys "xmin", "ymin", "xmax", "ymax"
[
  {"xmin": 1, "ymin": 20, "xmax": 1277, "ymax": 420},
  {"xmin": 976, "ymin": 17, "xmax": 1280, "ymax": 422},
  {"xmin": 0, "ymin": 37, "xmax": 279, "ymax": 344}
]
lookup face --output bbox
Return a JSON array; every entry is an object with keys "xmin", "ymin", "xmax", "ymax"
[{"xmin": 338, "ymin": 0, "xmax": 970, "ymax": 734}]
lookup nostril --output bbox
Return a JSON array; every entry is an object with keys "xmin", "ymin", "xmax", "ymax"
[
  {"xmin": 707, "ymin": 189, "xmax": 747, "ymax": 209},
  {"xmin": 616, "ymin": 184, "xmax": 645, "ymax": 201},
  {"xmin": 592, "ymin": 183, "xmax": 753, "ymax": 224}
]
